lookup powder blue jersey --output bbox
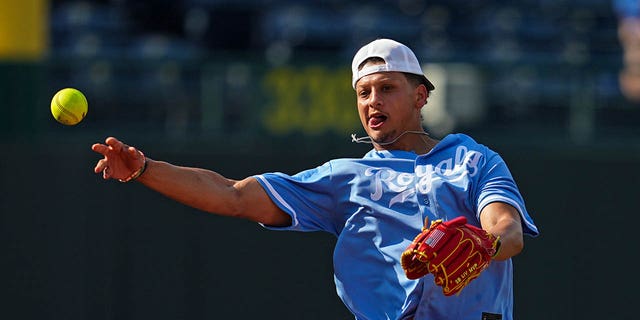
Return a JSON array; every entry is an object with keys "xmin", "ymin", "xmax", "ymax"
[{"xmin": 254, "ymin": 134, "xmax": 539, "ymax": 320}]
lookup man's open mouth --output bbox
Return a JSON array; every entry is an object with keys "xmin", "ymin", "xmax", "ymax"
[{"xmin": 368, "ymin": 114, "xmax": 387, "ymax": 129}]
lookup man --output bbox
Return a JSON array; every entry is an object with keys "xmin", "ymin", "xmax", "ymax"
[{"xmin": 92, "ymin": 39, "xmax": 538, "ymax": 319}]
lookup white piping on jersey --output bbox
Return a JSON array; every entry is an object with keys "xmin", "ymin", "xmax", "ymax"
[
  {"xmin": 479, "ymin": 195, "xmax": 539, "ymax": 235},
  {"xmin": 255, "ymin": 175, "xmax": 299, "ymax": 227}
]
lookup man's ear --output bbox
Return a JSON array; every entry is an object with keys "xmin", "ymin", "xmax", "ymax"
[{"xmin": 415, "ymin": 84, "xmax": 428, "ymax": 108}]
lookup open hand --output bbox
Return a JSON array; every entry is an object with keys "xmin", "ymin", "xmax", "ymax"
[{"xmin": 91, "ymin": 137, "xmax": 145, "ymax": 182}]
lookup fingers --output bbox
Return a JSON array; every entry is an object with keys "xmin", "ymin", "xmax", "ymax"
[
  {"xmin": 91, "ymin": 137, "xmax": 123, "ymax": 155},
  {"xmin": 91, "ymin": 143, "xmax": 108, "ymax": 155},
  {"xmin": 92, "ymin": 137, "xmax": 136, "ymax": 157},
  {"xmin": 92, "ymin": 137, "xmax": 123, "ymax": 180},
  {"xmin": 126, "ymin": 146, "xmax": 141, "ymax": 159},
  {"xmin": 94, "ymin": 158, "xmax": 107, "ymax": 174},
  {"xmin": 102, "ymin": 166, "xmax": 110, "ymax": 179},
  {"xmin": 94, "ymin": 159, "xmax": 111, "ymax": 180},
  {"xmin": 105, "ymin": 136, "xmax": 121, "ymax": 147},
  {"xmin": 105, "ymin": 137, "xmax": 124, "ymax": 153},
  {"xmin": 105, "ymin": 137, "xmax": 140, "ymax": 159}
]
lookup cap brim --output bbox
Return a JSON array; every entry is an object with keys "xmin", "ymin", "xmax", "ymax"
[{"xmin": 423, "ymin": 76, "xmax": 435, "ymax": 91}]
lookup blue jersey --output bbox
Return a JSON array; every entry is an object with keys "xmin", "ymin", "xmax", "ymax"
[{"xmin": 255, "ymin": 134, "xmax": 539, "ymax": 320}]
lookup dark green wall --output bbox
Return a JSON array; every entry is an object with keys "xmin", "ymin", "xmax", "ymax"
[
  {"xmin": 2, "ymin": 134, "xmax": 638, "ymax": 319},
  {"xmin": 0, "ymin": 63, "xmax": 45, "ymax": 138}
]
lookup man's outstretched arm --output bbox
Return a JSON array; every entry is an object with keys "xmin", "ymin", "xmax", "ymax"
[{"xmin": 92, "ymin": 137, "xmax": 291, "ymax": 227}]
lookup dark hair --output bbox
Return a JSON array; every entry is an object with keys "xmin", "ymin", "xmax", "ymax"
[
  {"xmin": 404, "ymin": 73, "xmax": 428, "ymax": 88},
  {"xmin": 358, "ymin": 57, "xmax": 428, "ymax": 90}
]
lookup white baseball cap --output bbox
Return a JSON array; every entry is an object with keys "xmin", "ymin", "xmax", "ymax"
[{"xmin": 351, "ymin": 38, "xmax": 435, "ymax": 91}]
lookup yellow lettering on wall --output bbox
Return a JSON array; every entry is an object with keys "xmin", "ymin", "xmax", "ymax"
[{"xmin": 262, "ymin": 66, "xmax": 359, "ymax": 135}]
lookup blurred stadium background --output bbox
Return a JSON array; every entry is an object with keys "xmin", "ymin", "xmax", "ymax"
[{"xmin": 1, "ymin": 0, "xmax": 638, "ymax": 319}]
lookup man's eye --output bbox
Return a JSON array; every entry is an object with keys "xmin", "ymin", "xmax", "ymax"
[{"xmin": 358, "ymin": 91, "xmax": 369, "ymax": 98}]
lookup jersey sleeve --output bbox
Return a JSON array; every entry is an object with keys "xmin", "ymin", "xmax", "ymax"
[
  {"xmin": 253, "ymin": 161, "xmax": 340, "ymax": 234},
  {"xmin": 475, "ymin": 152, "xmax": 539, "ymax": 237}
]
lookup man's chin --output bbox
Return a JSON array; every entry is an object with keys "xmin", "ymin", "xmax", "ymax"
[{"xmin": 370, "ymin": 133, "xmax": 391, "ymax": 145}]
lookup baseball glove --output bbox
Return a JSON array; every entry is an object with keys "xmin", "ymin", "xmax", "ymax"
[{"xmin": 401, "ymin": 216, "xmax": 500, "ymax": 296}]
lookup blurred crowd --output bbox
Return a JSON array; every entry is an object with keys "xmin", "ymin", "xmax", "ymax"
[
  {"xmin": 45, "ymin": 0, "xmax": 634, "ymax": 140},
  {"xmin": 51, "ymin": 0, "xmax": 618, "ymax": 65}
]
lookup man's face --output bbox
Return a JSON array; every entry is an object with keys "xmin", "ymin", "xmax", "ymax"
[{"xmin": 355, "ymin": 65, "xmax": 425, "ymax": 147}]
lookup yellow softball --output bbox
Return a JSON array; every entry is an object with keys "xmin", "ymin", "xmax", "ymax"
[{"xmin": 50, "ymin": 88, "xmax": 88, "ymax": 125}]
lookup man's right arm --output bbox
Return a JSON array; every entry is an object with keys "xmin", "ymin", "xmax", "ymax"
[
  {"xmin": 137, "ymin": 159, "xmax": 291, "ymax": 226},
  {"xmin": 91, "ymin": 137, "xmax": 291, "ymax": 227}
]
